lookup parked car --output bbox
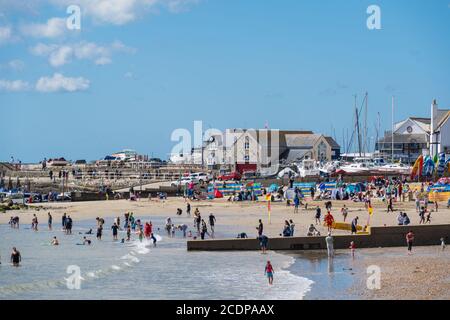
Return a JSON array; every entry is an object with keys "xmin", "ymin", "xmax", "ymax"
[
  {"xmin": 171, "ymin": 176, "xmax": 195, "ymax": 187},
  {"xmin": 56, "ymin": 192, "xmax": 72, "ymax": 201},
  {"xmin": 189, "ymin": 172, "xmax": 211, "ymax": 183},
  {"xmin": 217, "ymin": 171, "xmax": 242, "ymax": 181}
]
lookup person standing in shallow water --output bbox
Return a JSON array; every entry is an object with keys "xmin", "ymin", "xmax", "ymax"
[
  {"xmin": 265, "ymin": 261, "xmax": 274, "ymax": 285},
  {"xmin": 62, "ymin": 213, "xmax": 67, "ymax": 230},
  {"xmin": 111, "ymin": 223, "xmax": 119, "ymax": 241},
  {"xmin": 325, "ymin": 233, "xmax": 334, "ymax": 258},
  {"xmin": 10, "ymin": 247, "xmax": 21, "ymax": 267},
  {"xmin": 96, "ymin": 224, "xmax": 103, "ymax": 240}
]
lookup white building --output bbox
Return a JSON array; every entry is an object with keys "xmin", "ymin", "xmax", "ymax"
[{"xmin": 430, "ymin": 99, "xmax": 450, "ymax": 156}]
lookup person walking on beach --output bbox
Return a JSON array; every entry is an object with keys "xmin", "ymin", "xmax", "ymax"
[
  {"xmin": 10, "ymin": 247, "xmax": 21, "ymax": 267},
  {"xmin": 325, "ymin": 233, "xmax": 334, "ymax": 258},
  {"xmin": 406, "ymin": 230, "xmax": 414, "ymax": 254},
  {"xmin": 111, "ymin": 223, "xmax": 119, "ymax": 241},
  {"xmin": 324, "ymin": 211, "xmax": 334, "ymax": 233},
  {"xmin": 315, "ymin": 207, "xmax": 321, "ymax": 225},
  {"xmin": 186, "ymin": 202, "xmax": 191, "ymax": 217},
  {"xmin": 265, "ymin": 261, "xmax": 274, "ymax": 285},
  {"xmin": 440, "ymin": 237, "xmax": 446, "ymax": 251},
  {"xmin": 419, "ymin": 207, "xmax": 426, "ymax": 224},
  {"xmin": 208, "ymin": 213, "xmax": 216, "ymax": 237},
  {"xmin": 294, "ymin": 194, "xmax": 300, "ymax": 214},
  {"xmin": 426, "ymin": 210, "xmax": 432, "ymax": 224},
  {"xmin": 200, "ymin": 219, "xmax": 208, "ymax": 240},
  {"xmin": 48, "ymin": 212, "xmax": 52, "ymax": 230},
  {"xmin": 257, "ymin": 219, "xmax": 264, "ymax": 237},
  {"xmin": 351, "ymin": 217, "xmax": 359, "ymax": 235},
  {"xmin": 387, "ymin": 196, "xmax": 394, "ymax": 213},
  {"xmin": 341, "ymin": 205, "xmax": 348, "ymax": 222}
]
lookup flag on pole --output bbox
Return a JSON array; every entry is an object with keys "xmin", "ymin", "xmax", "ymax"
[
  {"xmin": 368, "ymin": 204, "xmax": 374, "ymax": 216},
  {"xmin": 367, "ymin": 204, "xmax": 373, "ymax": 228}
]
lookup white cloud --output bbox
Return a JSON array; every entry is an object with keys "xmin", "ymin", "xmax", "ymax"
[
  {"xmin": 0, "ymin": 25, "xmax": 12, "ymax": 44},
  {"xmin": 35, "ymin": 73, "xmax": 90, "ymax": 92},
  {"xmin": 20, "ymin": 17, "xmax": 66, "ymax": 38},
  {"xmin": 0, "ymin": 79, "xmax": 30, "ymax": 91},
  {"xmin": 94, "ymin": 56, "xmax": 112, "ymax": 65},
  {"xmin": 30, "ymin": 41, "xmax": 135, "ymax": 67},
  {"xmin": 46, "ymin": 0, "xmax": 199, "ymax": 25},
  {"xmin": 8, "ymin": 59, "xmax": 25, "ymax": 70},
  {"xmin": 0, "ymin": 59, "xmax": 25, "ymax": 71}
]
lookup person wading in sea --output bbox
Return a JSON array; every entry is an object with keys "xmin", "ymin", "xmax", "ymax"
[
  {"xmin": 265, "ymin": 261, "xmax": 274, "ymax": 285},
  {"xmin": 10, "ymin": 247, "xmax": 21, "ymax": 267}
]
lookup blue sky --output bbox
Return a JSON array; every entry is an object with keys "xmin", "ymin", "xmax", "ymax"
[{"xmin": 0, "ymin": 0, "xmax": 449, "ymax": 162}]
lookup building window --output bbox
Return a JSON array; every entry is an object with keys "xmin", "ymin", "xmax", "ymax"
[{"xmin": 244, "ymin": 136, "xmax": 250, "ymax": 150}]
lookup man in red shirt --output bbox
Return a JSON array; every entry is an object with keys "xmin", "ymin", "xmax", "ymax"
[{"xmin": 406, "ymin": 230, "xmax": 415, "ymax": 254}]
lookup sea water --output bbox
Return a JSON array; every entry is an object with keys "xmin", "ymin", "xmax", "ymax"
[{"xmin": 0, "ymin": 216, "xmax": 314, "ymax": 300}]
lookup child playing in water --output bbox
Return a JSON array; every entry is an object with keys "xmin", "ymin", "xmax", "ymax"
[
  {"xmin": 265, "ymin": 261, "xmax": 274, "ymax": 285},
  {"xmin": 126, "ymin": 225, "xmax": 131, "ymax": 241}
]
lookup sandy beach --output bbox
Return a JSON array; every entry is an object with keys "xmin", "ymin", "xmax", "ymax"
[
  {"xmin": 349, "ymin": 246, "xmax": 450, "ymax": 300},
  {"xmin": 1, "ymin": 197, "xmax": 449, "ymax": 300},
  {"xmin": 2, "ymin": 197, "xmax": 450, "ymax": 236}
]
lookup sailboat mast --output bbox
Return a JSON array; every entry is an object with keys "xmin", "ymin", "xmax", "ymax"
[
  {"xmin": 391, "ymin": 96, "xmax": 395, "ymax": 163},
  {"xmin": 364, "ymin": 92, "xmax": 368, "ymax": 157},
  {"xmin": 355, "ymin": 95, "xmax": 362, "ymax": 157}
]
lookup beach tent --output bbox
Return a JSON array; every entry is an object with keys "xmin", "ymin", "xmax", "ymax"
[{"xmin": 214, "ymin": 189, "xmax": 223, "ymax": 198}]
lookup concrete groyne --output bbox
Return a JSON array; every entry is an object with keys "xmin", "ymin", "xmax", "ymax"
[{"xmin": 187, "ymin": 224, "xmax": 450, "ymax": 251}]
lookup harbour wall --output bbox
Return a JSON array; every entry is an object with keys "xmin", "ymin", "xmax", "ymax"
[{"xmin": 187, "ymin": 224, "xmax": 450, "ymax": 251}]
